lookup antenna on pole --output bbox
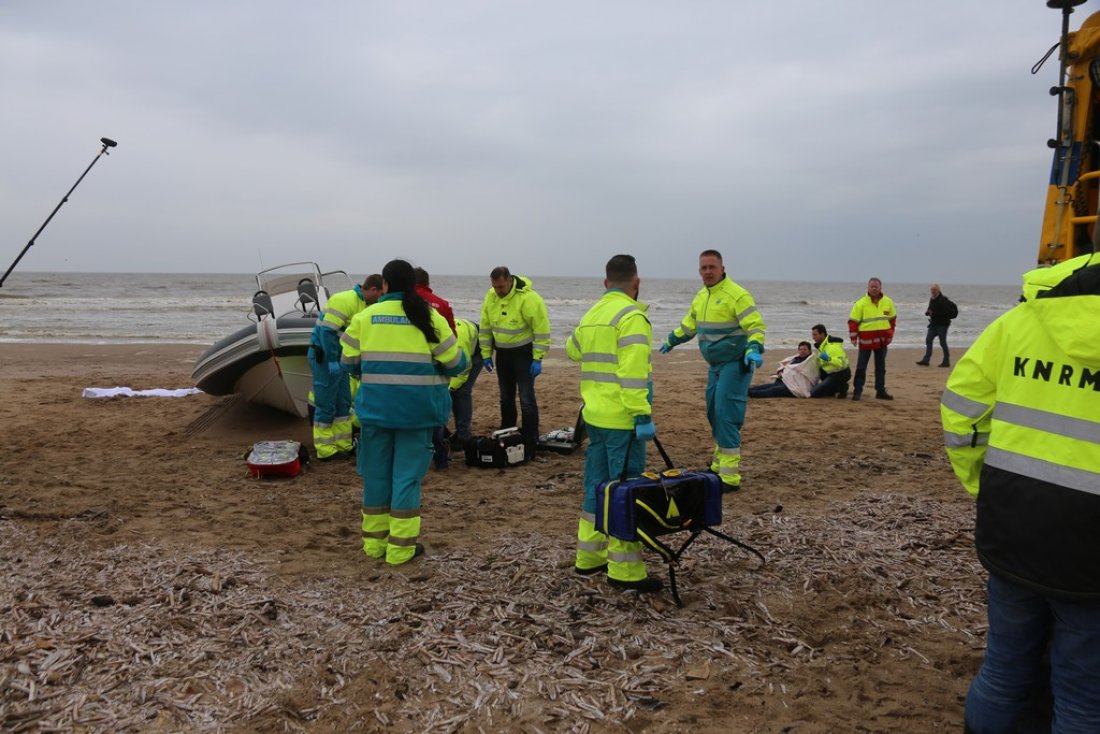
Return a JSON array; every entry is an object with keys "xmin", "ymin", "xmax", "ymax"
[{"xmin": 0, "ymin": 137, "xmax": 119, "ymax": 288}]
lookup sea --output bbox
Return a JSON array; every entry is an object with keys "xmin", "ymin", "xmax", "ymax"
[{"xmin": 0, "ymin": 271, "xmax": 1023, "ymax": 350}]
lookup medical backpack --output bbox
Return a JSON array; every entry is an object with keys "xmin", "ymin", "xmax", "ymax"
[{"xmin": 595, "ymin": 437, "xmax": 764, "ymax": 606}]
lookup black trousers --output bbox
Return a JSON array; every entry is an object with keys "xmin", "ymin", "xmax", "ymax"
[
  {"xmin": 495, "ymin": 344, "xmax": 539, "ymax": 445},
  {"xmin": 853, "ymin": 347, "xmax": 887, "ymax": 395},
  {"xmin": 811, "ymin": 367, "xmax": 851, "ymax": 398}
]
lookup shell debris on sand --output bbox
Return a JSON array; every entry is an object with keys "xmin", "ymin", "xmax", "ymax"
[{"xmin": 0, "ymin": 491, "xmax": 983, "ymax": 732}]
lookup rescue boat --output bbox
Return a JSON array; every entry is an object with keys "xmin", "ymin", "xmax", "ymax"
[
  {"xmin": 1039, "ymin": 0, "xmax": 1100, "ymax": 265},
  {"xmin": 191, "ymin": 262, "xmax": 352, "ymax": 417}
]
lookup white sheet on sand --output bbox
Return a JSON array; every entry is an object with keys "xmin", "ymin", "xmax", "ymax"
[{"xmin": 82, "ymin": 387, "xmax": 203, "ymax": 399}]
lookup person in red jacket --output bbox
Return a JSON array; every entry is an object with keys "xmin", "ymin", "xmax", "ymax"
[
  {"xmin": 414, "ymin": 267, "xmax": 456, "ymax": 334},
  {"xmin": 847, "ymin": 277, "xmax": 896, "ymax": 401},
  {"xmin": 414, "ymin": 267, "xmax": 457, "ymax": 469}
]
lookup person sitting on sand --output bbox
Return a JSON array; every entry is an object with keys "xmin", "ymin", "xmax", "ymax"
[{"xmin": 748, "ymin": 341, "xmax": 819, "ymax": 398}]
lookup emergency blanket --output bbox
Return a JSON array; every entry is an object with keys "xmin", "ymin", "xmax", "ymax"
[
  {"xmin": 82, "ymin": 387, "xmax": 203, "ymax": 399},
  {"xmin": 774, "ymin": 355, "xmax": 820, "ymax": 398}
]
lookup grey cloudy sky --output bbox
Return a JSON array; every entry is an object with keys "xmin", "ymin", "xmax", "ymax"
[{"xmin": 0, "ymin": 1, "xmax": 1081, "ymax": 283}]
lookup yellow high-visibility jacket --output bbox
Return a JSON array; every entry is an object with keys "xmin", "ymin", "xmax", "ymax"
[
  {"xmin": 941, "ymin": 261, "xmax": 1100, "ymax": 599},
  {"xmin": 449, "ymin": 318, "xmax": 480, "ymax": 391},
  {"xmin": 566, "ymin": 289, "xmax": 652, "ymax": 431},
  {"xmin": 1020, "ymin": 252, "xmax": 1100, "ymax": 301},
  {"xmin": 664, "ymin": 276, "xmax": 765, "ymax": 366},
  {"xmin": 340, "ymin": 293, "xmax": 466, "ymax": 429},
  {"xmin": 479, "ymin": 276, "xmax": 551, "ymax": 360},
  {"xmin": 310, "ymin": 285, "xmax": 366, "ymax": 364},
  {"xmin": 847, "ymin": 294, "xmax": 896, "ymax": 350},
  {"xmin": 816, "ymin": 336, "xmax": 850, "ymax": 373}
]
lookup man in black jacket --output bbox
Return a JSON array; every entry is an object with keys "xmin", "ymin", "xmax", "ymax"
[{"xmin": 917, "ymin": 283, "xmax": 957, "ymax": 367}]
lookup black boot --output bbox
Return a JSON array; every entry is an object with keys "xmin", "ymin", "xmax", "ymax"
[{"xmin": 609, "ymin": 576, "xmax": 663, "ymax": 593}]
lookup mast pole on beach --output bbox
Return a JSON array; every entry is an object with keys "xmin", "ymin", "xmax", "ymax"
[{"xmin": 0, "ymin": 136, "xmax": 118, "ymax": 289}]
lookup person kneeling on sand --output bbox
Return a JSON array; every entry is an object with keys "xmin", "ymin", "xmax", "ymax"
[{"xmin": 809, "ymin": 324, "xmax": 852, "ymax": 399}]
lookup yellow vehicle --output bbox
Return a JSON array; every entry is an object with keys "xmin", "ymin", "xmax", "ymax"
[{"xmin": 1040, "ymin": 0, "xmax": 1100, "ymax": 264}]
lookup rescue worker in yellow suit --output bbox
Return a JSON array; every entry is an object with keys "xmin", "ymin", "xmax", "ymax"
[
  {"xmin": 941, "ymin": 252, "xmax": 1100, "ymax": 733},
  {"xmin": 659, "ymin": 249, "xmax": 766, "ymax": 491},
  {"xmin": 340, "ymin": 260, "xmax": 465, "ymax": 565},
  {"xmin": 448, "ymin": 318, "xmax": 483, "ymax": 447},
  {"xmin": 568, "ymin": 254, "xmax": 661, "ymax": 593},
  {"xmin": 480, "ymin": 266, "xmax": 552, "ymax": 453},
  {"xmin": 308, "ymin": 274, "xmax": 382, "ymax": 460}
]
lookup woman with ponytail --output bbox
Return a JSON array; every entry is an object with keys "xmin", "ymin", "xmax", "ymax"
[{"xmin": 340, "ymin": 259, "xmax": 467, "ymax": 565}]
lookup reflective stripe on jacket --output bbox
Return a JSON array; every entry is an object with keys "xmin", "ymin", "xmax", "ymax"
[
  {"xmin": 449, "ymin": 318, "xmax": 480, "ymax": 391},
  {"xmin": 566, "ymin": 290, "xmax": 652, "ymax": 431},
  {"xmin": 666, "ymin": 276, "xmax": 765, "ymax": 366},
  {"xmin": 847, "ymin": 294, "xmax": 896, "ymax": 350},
  {"xmin": 479, "ymin": 276, "xmax": 551, "ymax": 359},
  {"xmin": 816, "ymin": 336, "xmax": 850, "ymax": 373},
  {"xmin": 310, "ymin": 285, "xmax": 366, "ymax": 363},
  {"xmin": 940, "ymin": 263, "xmax": 1100, "ymax": 599},
  {"xmin": 340, "ymin": 293, "xmax": 466, "ymax": 429}
]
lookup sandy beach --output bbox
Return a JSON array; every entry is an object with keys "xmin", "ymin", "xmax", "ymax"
[{"xmin": 0, "ymin": 342, "xmax": 983, "ymax": 732}]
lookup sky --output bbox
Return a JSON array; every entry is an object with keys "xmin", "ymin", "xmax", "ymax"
[{"xmin": 0, "ymin": 1, "xmax": 1086, "ymax": 284}]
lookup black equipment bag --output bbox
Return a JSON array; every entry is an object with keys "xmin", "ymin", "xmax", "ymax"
[
  {"xmin": 537, "ymin": 406, "xmax": 588, "ymax": 455},
  {"xmin": 464, "ymin": 427, "xmax": 529, "ymax": 468},
  {"xmin": 595, "ymin": 436, "xmax": 764, "ymax": 606}
]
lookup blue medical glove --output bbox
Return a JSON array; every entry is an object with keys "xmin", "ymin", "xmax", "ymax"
[
  {"xmin": 819, "ymin": 350, "xmax": 831, "ymax": 362},
  {"xmin": 647, "ymin": 382, "xmax": 654, "ymax": 405},
  {"xmin": 327, "ymin": 361, "xmax": 341, "ymax": 376},
  {"xmin": 484, "ymin": 357, "xmax": 495, "ymax": 373},
  {"xmin": 633, "ymin": 415, "xmax": 656, "ymax": 441},
  {"xmin": 743, "ymin": 343, "xmax": 764, "ymax": 369},
  {"xmin": 659, "ymin": 341, "xmax": 673, "ymax": 354},
  {"xmin": 530, "ymin": 360, "xmax": 542, "ymax": 378}
]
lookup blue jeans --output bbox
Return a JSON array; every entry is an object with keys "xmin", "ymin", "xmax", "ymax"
[
  {"xmin": 748, "ymin": 380, "xmax": 794, "ymax": 398},
  {"xmin": 450, "ymin": 355, "xmax": 483, "ymax": 443},
  {"xmin": 431, "ymin": 426, "xmax": 449, "ymax": 468},
  {"xmin": 495, "ymin": 345, "xmax": 539, "ymax": 445},
  {"xmin": 966, "ymin": 573, "xmax": 1100, "ymax": 733},
  {"xmin": 922, "ymin": 324, "xmax": 950, "ymax": 365}
]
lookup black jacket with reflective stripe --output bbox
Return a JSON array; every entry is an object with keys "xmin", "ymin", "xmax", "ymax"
[{"xmin": 974, "ymin": 263, "xmax": 1100, "ymax": 600}]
